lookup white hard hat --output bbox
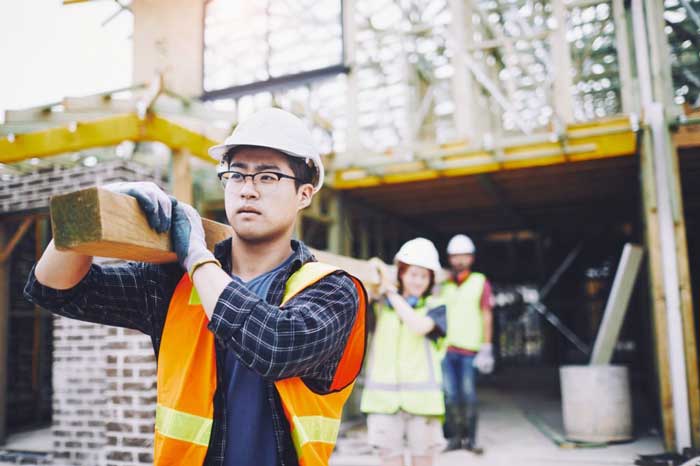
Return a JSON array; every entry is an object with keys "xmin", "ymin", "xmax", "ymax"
[
  {"xmin": 208, "ymin": 108, "xmax": 324, "ymax": 191},
  {"xmin": 447, "ymin": 234, "xmax": 475, "ymax": 255},
  {"xmin": 394, "ymin": 237, "xmax": 442, "ymax": 274}
]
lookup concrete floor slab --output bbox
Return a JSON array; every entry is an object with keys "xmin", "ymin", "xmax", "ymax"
[{"xmin": 332, "ymin": 387, "xmax": 663, "ymax": 466}]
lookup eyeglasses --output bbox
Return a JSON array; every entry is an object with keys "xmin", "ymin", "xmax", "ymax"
[{"xmin": 217, "ymin": 170, "xmax": 300, "ymax": 191}]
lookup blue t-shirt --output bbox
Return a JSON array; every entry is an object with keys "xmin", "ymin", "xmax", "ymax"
[{"xmin": 223, "ymin": 253, "xmax": 295, "ymax": 466}]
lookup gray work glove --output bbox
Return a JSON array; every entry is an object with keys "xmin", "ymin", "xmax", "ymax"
[
  {"xmin": 473, "ymin": 343, "xmax": 495, "ymax": 374},
  {"xmin": 170, "ymin": 201, "xmax": 217, "ymax": 275},
  {"xmin": 103, "ymin": 181, "xmax": 173, "ymax": 233}
]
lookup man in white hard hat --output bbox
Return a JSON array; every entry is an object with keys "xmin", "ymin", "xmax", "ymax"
[
  {"xmin": 439, "ymin": 234, "xmax": 494, "ymax": 454},
  {"xmin": 25, "ymin": 108, "xmax": 367, "ymax": 466}
]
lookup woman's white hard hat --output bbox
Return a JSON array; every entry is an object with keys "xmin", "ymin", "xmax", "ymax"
[
  {"xmin": 208, "ymin": 108, "xmax": 324, "ymax": 192},
  {"xmin": 394, "ymin": 237, "xmax": 442, "ymax": 274}
]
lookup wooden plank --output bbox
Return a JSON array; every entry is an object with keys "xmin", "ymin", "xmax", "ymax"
[
  {"xmin": 51, "ymin": 187, "xmax": 181, "ymax": 264},
  {"xmin": 590, "ymin": 244, "xmax": 644, "ymax": 365},
  {"xmin": 672, "ymin": 124, "xmax": 700, "ymax": 149},
  {"xmin": 640, "ymin": 131, "xmax": 676, "ymax": 450},
  {"xmin": 0, "ymin": 217, "xmax": 34, "ymax": 263},
  {"xmin": 668, "ymin": 134, "xmax": 700, "ymax": 447},
  {"xmin": 49, "ymin": 187, "xmax": 385, "ymax": 291}
]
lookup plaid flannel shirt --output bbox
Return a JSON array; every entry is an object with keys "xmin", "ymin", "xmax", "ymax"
[{"xmin": 24, "ymin": 239, "xmax": 361, "ymax": 466}]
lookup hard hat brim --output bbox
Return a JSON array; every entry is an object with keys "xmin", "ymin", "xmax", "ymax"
[{"xmin": 208, "ymin": 143, "xmax": 229, "ymax": 162}]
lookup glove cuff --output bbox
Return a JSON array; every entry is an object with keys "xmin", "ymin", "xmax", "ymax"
[{"xmin": 187, "ymin": 251, "xmax": 219, "ymax": 278}]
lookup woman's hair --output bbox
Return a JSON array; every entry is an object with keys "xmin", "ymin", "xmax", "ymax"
[{"xmin": 396, "ymin": 261, "xmax": 435, "ymax": 298}]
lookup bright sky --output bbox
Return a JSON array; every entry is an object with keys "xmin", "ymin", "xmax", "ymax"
[{"xmin": 0, "ymin": 0, "xmax": 132, "ymax": 118}]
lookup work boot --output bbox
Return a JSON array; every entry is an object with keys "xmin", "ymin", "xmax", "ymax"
[
  {"xmin": 443, "ymin": 437, "xmax": 462, "ymax": 452},
  {"xmin": 442, "ymin": 403, "xmax": 464, "ymax": 452},
  {"xmin": 463, "ymin": 407, "xmax": 484, "ymax": 455},
  {"xmin": 463, "ymin": 437, "xmax": 484, "ymax": 455}
]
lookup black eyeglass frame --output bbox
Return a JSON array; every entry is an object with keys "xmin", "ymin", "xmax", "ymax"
[{"xmin": 217, "ymin": 170, "xmax": 301, "ymax": 188}]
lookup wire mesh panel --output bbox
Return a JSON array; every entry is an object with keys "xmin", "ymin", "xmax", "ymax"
[
  {"xmin": 568, "ymin": 2, "xmax": 622, "ymax": 121},
  {"xmin": 201, "ymin": 0, "xmax": 637, "ymax": 161},
  {"xmin": 665, "ymin": 0, "xmax": 700, "ymax": 109},
  {"xmin": 204, "ymin": 0, "xmax": 344, "ymax": 91}
]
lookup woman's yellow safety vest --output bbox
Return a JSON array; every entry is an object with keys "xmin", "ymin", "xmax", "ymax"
[
  {"xmin": 440, "ymin": 272, "xmax": 486, "ymax": 351},
  {"xmin": 154, "ymin": 262, "xmax": 367, "ymax": 466},
  {"xmin": 360, "ymin": 298, "xmax": 444, "ymax": 416}
]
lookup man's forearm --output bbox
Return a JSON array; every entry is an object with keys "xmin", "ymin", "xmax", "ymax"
[
  {"xmin": 34, "ymin": 240, "xmax": 93, "ymax": 290},
  {"xmin": 482, "ymin": 308, "xmax": 493, "ymax": 344},
  {"xmin": 192, "ymin": 262, "xmax": 233, "ymax": 319}
]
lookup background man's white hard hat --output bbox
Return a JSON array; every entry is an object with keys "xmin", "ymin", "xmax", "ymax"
[
  {"xmin": 394, "ymin": 237, "xmax": 442, "ymax": 274},
  {"xmin": 208, "ymin": 108, "xmax": 324, "ymax": 191},
  {"xmin": 447, "ymin": 234, "xmax": 475, "ymax": 255}
]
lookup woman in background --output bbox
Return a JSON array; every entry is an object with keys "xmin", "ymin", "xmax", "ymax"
[{"xmin": 361, "ymin": 238, "xmax": 447, "ymax": 466}]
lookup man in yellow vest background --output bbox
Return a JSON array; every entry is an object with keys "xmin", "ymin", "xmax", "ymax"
[
  {"xmin": 439, "ymin": 234, "xmax": 494, "ymax": 454},
  {"xmin": 25, "ymin": 108, "xmax": 366, "ymax": 466}
]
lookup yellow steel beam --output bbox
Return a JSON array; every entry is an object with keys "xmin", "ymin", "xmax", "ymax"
[
  {"xmin": 0, "ymin": 114, "xmax": 141, "ymax": 164},
  {"xmin": 332, "ymin": 117, "xmax": 638, "ymax": 190},
  {"xmin": 0, "ymin": 113, "xmax": 218, "ymax": 165},
  {"xmin": 147, "ymin": 115, "xmax": 217, "ymax": 163}
]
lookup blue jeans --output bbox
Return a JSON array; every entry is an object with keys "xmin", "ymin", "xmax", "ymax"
[
  {"xmin": 441, "ymin": 351, "xmax": 478, "ymax": 440},
  {"xmin": 441, "ymin": 351, "xmax": 477, "ymax": 406}
]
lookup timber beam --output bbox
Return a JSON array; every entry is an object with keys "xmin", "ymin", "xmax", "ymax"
[{"xmin": 49, "ymin": 187, "xmax": 387, "ymax": 290}]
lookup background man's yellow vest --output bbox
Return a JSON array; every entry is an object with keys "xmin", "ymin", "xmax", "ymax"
[{"xmin": 441, "ymin": 273, "xmax": 486, "ymax": 352}]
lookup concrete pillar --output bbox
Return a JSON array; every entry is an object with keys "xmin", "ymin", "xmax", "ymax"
[
  {"xmin": 328, "ymin": 191, "xmax": 346, "ymax": 255},
  {"xmin": 341, "ymin": 0, "xmax": 360, "ymax": 167},
  {"xmin": 0, "ymin": 224, "xmax": 8, "ymax": 444},
  {"xmin": 131, "ymin": 0, "xmax": 205, "ymax": 97},
  {"xmin": 550, "ymin": 0, "xmax": 574, "ymax": 124},
  {"xmin": 449, "ymin": 0, "xmax": 480, "ymax": 145},
  {"xmin": 170, "ymin": 149, "xmax": 193, "ymax": 204},
  {"xmin": 612, "ymin": 0, "xmax": 635, "ymax": 114}
]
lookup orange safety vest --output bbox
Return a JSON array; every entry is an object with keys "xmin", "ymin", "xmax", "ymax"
[{"xmin": 154, "ymin": 262, "xmax": 367, "ymax": 466}]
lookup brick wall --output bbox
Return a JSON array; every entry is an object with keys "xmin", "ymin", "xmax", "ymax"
[
  {"xmin": 102, "ymin": 327, "xmax": 156, "ymax": 466},
  {"xmin": 4, "ymin": 160, "xmax": 166, "ymax": 465},
  {"xmin": 50, "ymin": 310, "xmax": 158, "ymax": 466},
  {"xmin": 0, "ymin": 160, "xmax": 165, "ymax": 214},
  {"xmin": 51, "ymin": 317, "xmax": 108, "ymax": 465}
]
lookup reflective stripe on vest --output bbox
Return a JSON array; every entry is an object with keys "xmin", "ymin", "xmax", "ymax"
[
  {"xmin": 360, "ymin": 301, "xmax": 444, "ymax": 416},
  {"xmin": 154, "ymin": 262, "xmax": 367, "ymax": 466},
  {"xmin": 441, "ymin": 273, "xmax": 486, "ymax": 351},
  {"xmin": 155, "ymin": 405, "xmax": 212, "ymax": 446},
  {"xmin": 155, "ymin": 273, "xmax": 217, "ymax": 466}
]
